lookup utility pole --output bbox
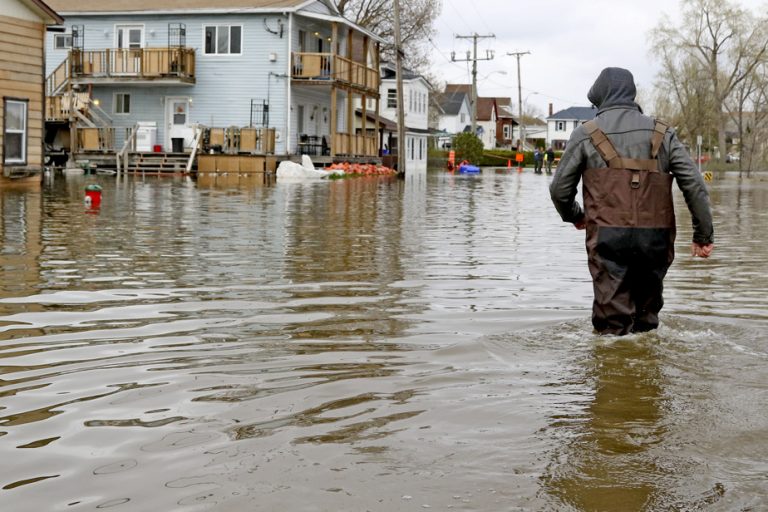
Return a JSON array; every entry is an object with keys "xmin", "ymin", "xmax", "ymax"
[
  {"xmin": 507, "ymin": 51, "xmax": 530, "ymax": 151},
  {"xmin": 452, "ymin": 33, "xmax": 495, "ymax": 138},
  {"xmin": 393, "ymin": 0, "xmax": 406, "ymax": 176}
]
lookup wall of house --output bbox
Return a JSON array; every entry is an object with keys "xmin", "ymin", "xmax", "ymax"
[
  {"xmin": 478, "ymin": 119, "xmax": 496, "ymax": 149},
  {"xmin": 404, "ymin": 132, "xmax": 427, "ymax": 172},
  {"xmin": 1, "ymin": 8, "xmax": 45, "ymax": 182},
  {"xmin": 438, "ymin": 101, "xmax": 470, "ymax": 136},
  {"xmin": 547, "ymin": 119, "xmax": 579, "ymax": 149},
  {"xmin": 46, "ymin": 13, "xmax": 291, "ymax": 152},
  {"xmin": 379, "ymin": 78, "xmax": 429, "ymax": 131}
]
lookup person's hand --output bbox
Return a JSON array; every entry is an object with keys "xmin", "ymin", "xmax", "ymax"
[
  {"xmin": 691, "ymin": 242, "xmax": 714, "ymax": 258},
  {"xmin": 574, "ymin": 219, "xmax": 586, "ymax": 230}
]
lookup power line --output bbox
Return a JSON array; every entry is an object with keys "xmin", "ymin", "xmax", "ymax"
[
  {"xmin": 508, "ymin": 51, "xmax": 530, "ymax": 150},
  {"xmin": 452, "ymin": 33, "xmax": 495, "ymax": 136}
]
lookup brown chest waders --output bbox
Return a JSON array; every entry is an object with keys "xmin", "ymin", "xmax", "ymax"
[{"xmin": 581, "ymin": 120, "xmax": 675, "ymax": 335}]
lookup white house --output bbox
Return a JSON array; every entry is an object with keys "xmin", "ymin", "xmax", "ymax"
[
  {"xmin": 373, "ymin": 62, "xmax": 431, "ymax": 172},
  {"xmin": 436, "ymin": 88, "xmax": 470, "ymax": 143},
  {"xmin": 475, "ymin": 97, "xmax": 497, "ymax": 149},
  {"xmin": 43, "ymin": 0, "xmax": 383, "ymax": 166},
  {"xmin": 547, "ymin": 106, "xmax": 596, "ymax": 150}
]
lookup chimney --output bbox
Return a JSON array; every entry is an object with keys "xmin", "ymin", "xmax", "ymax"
[{"xmin": 548, "ymin": 103, "xmax": 553, "ymax": 117}]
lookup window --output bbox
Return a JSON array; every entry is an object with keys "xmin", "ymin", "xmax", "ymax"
[
  {"xmin": 116, "ymin": 25, "xmax": 143, "ymax": 49},
  {"xmin": 3, "ymin": 98, "xmax": 27, "ymax": 164},
  {"xmin": 54, "ymin": 34, "xmax": 72, "ymax": 49},
  {"xmin": 387, "ymin": 89, "xmax": 396, "ymax": 109},
  {"xmin": 460, "ymin": 113, "xmax": 466, "ymax": 123},
  {"xmin": 556, "ymin": 121, "xmax": 565, "ymax": 131},
  {"xmin": 204, "ymin": 25, "xmax": 242, "ymax": 55},
  {"xmin": 503, "ymin": 125, "xmax": 511, "ymax": 139},
  {"xmin": 114, "ymin": 93, "xmax": 130, "ymax": 114}
]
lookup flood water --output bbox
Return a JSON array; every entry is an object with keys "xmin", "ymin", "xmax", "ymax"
[{"xmin": 1, "ymin": 170, "xmax": 766, "ymax": 511}]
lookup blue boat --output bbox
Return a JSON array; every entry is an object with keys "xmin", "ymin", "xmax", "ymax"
[{"xmin": 458, "ymin": 163, "xmax": 480, "ymax": 173}]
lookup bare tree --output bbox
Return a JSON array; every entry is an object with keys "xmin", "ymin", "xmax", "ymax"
[
  {"xmin": 650, "ymin": 0, "xmax": 768, "ymax": 161},
  {"xmin": 334, "ymin": 0, "xmax": 441, "ymax": 73}
]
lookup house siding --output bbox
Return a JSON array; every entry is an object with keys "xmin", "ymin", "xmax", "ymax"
[
  {"xmin": 1, "ymin": 9, "xmax": 46, "ymax": 182},
  {"xmin": 47, "ymin": 13, "xmax": 292, "ymax": 151}
]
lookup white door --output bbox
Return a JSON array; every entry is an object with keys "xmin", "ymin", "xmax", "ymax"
[
  {"xmin": 114, "ymin": 25, "xmax": 143, "ymax": 74},
  {"xmin": 165, "ymin": 97, "xmax": 191, "ymax": 150}
]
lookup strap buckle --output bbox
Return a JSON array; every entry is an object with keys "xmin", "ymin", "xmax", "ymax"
[{"xmin": 631, "ymin": 172, "xmax": 640, "ymax": 189}]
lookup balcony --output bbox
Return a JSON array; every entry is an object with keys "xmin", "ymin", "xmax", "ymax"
[
  {"xmin": 55, "ymin": 48, "xmax": 196, "ymax": 89},
  {"xmin": 291, "ymin": 52, "xmax": 378, "ymax": 95},
  {"xmin": 333, "ymin": 133, "xmax": 377, "ymax": 157}
]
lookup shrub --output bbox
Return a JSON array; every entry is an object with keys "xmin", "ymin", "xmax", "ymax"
[{"xmin": 453, "ymin": 133, "xmax": 484, "ymax": 164}]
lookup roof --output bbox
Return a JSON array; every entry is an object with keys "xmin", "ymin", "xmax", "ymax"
[
  {"xmin": 20, "ymin": 0, "xmax": 64, "ymax": 24},
  {"xmin": 435, "ymin": 90, "xmax": 468, "ymax": 116},
  {"xmin": 445, "ymin": 84, "xmax": 471, "ymax": 94},
  {"xmin": 44, "ymin": 0, "xmax": 385, "ymax": 42},
  {"xmin": 45, "ymin": 0, "xmax": 315, "ymax": 13},
  {"xmin": 476, "ymin": 97, "xmax": 496, "ymax": 121},
  {"xmin": 355, "ymin": 109, "xmax": 397, "ymax": 130},
  {"xmin": 379, "ymin": 63, "xmax": 433, "ymax": 89},
  {"xmin": 548, "ymin": 106, "xmax": 596, "ymax": 121}
]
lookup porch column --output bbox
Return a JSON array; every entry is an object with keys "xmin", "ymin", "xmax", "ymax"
[
  {"xmin": 362, "ymin": 93, "xmax": 367, "ymax": 156},
  {"xmin": 331, "ymin": 22, "xmax": 338, "ymax": 157},
  {"xmin": 375, "ymin": 41, "xmax": 381, "ymax": 157},
  {"xmin": 346, "ymin": 89, "xmax": 353, "ymax": 155}
]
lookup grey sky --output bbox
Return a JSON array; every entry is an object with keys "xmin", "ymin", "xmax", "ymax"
[{"xmin": 430, "ymin": 0, "xmax": 764, "ymax": 116}]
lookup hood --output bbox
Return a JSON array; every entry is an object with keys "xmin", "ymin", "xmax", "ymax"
[{"xmin": 587, "ymin": 67, "xmax": 641, "ymax": 111}]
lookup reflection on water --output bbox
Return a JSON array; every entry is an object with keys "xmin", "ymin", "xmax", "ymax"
[
  {"xmin": 0, "ymin": 172, "xmax": 767, "ymax": 510},
  {"xmin": 542, "ymin": 337, "xmax": 669, "ymax": 509}
]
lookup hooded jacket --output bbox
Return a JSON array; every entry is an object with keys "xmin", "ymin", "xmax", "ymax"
[{"xmin": 550, "ymin": 67, "xmax": 714, "ymax": 244}]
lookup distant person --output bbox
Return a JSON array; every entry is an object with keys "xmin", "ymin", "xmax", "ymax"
[
  {"xmin": 533, "ymin": 147, "xmax": 543, "ymax": 174},
  {"xmin": 550, "ymin": 67, "xmax": 714, "ymax": 335},
  {"xmin": 545, "ymin": 147, "xmax": 556, "ymax": 174}
]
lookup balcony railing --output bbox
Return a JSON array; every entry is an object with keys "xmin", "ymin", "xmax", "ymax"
[
  {"xmin": 333, "ymin": 133, "xmax": 377, "ymax": 157},
  {"xmin": 291, "ymin": 52, "xmax": 378, "ymax": 94},
  {"xmin": 76, "ymin": 127, "xmax": 115, "ymax": 152},
  {"xmin": 68, "ymin": 48, "xmax": 196, "ymax": 82},
  {"xmin": 45, "ymin": 92, "xmax": 89, "ymax": 121}
]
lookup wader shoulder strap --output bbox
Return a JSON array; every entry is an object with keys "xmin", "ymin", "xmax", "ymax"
[
  {"xmin": 583, "ymin": 119, "xmax": 664, "ymax": 171},
  {"xmin": 583, "ymin": 120, "xmax": 620, "ymax": 167},
  {"xmin": 651, "ymin": 119, "xmax": 669, "ymax": 158}
]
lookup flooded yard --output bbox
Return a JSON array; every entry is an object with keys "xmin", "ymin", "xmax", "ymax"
[{"xmin": 1, "ymin": 170, "xmax": 766, "ymax": 511}]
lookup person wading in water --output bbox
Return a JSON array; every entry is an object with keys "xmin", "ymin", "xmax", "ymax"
[{"xmin": 550, "ymin": 67, "xmax": 714, "ymax": 335}]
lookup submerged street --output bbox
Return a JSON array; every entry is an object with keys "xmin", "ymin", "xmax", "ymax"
[{"xmin": 0, "ymin": 170, "xmax": 766, "ymax": 511}]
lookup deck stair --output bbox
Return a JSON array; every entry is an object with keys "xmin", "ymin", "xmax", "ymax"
[{"xmin": 126, "ymin": 152, "xmax": 192, "ymax": 174}]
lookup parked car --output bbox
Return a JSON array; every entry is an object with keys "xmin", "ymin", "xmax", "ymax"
[{"xmin": 726, "ymin": 153, "xmax": 740, "ymax": 163}]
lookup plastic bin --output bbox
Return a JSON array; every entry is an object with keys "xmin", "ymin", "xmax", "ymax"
[{"xmin": 171, "ymin": 137, "xmax": 184, "ymax": 153}]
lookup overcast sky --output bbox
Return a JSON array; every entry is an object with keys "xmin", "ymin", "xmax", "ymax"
[{"xmin": 429, "ymin": 0, "xmax": 765, "ymax": 117}]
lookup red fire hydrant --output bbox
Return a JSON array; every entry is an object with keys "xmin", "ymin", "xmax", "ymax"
[{"xmin": 85, "ymin": 184, "xmax": 102, "ymax": 209}]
